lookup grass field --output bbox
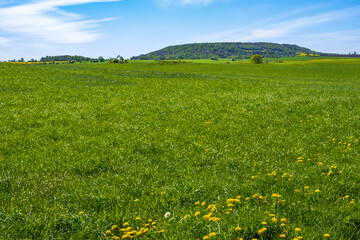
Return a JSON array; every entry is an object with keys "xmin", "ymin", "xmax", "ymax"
[{"xmin": 1, "ymin": 59, "xmax": 360, "ymax": 239}]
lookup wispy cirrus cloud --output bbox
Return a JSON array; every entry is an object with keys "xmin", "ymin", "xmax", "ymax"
[
  {"xmin": 198, "ymin": 7, "xmax": 360, "ymax": 42},
  {"xmin": 0, "ymin": 36, "xmax": 11, "ymax": 46},
  {"xmin": 0, "ymin": 0, "xmax": 120, "ymax": 44},
  {"xmin": 155, "ymin": 0, "xmax": 220, "ymax": 7}
]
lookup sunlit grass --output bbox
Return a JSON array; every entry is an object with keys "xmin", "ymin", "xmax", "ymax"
[{"xmin": 0, "ymin": 60, "xmax": 359, "ymax": 239}]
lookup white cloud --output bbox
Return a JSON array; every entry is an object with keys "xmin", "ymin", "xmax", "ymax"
[
  {"xmin": 303, "ymin": 29, "xmax": 360, "ymax": 42},
  {"xmin": 0, "ymin": 0, "xmax": 120, "ymax": 44},
  {"xmin": 0, "ymin": 36, "xmax": 11, "ymax": 46},
  {"xmin": 155, "ymin": 0, "xmax": 218, "ymax": 7},
  {"xmin": 198, "ymin": 7, "xmax": 360, "ymax": 42}
]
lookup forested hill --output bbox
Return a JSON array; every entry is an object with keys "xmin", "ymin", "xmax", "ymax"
[{"xmin": 131, "ymin": 42, "xmax": 321, "ymax": 60}]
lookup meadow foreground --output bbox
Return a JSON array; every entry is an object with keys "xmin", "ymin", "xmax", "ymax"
[{"xmin": 1, "ymin": 60, "xmax": 360, "ymax": 239}]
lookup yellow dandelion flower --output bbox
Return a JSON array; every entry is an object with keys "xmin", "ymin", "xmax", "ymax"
[
  {"xmin": 158, "ymin": 229, "xmax": 165, "ymax": 234},
  {"xmin": 272, "ymin": 218, "xmax": 278, "ymax": 223},
  {"xmin": 261, "ymin": 222, "xmax": 267, "ymax": 225},
  {"xmin": 112, "ymin": 236, "xmax": 120, "ymax": 240},
  {"xmin": 315, "ymin": 189, "xmax": 321, "ymax": 193},
  {"xmin": 79, "ymin": 211, "xmax": 84, "ymax": 215},
  {"xmin": 106, "ymin": 230, "xmax": 112, "ymax": 235},
  {"xmin": 203, "ymin": 236, "xmax": 210, "ymax": 240},
  {"xmin": 281, "ymin": 223, "xmax": 286, "ymax": 227},
  {"xmin": 184, "ymin": 215, "xmax": 190, "ymax": 219},
  {"xmin": 227, "ymin": 198, "xmax": 240, "ymax": 203},
  {"xmin": 111, "ymin": 225, "xmax": 118, "ymax": 230},
  {"xmin": 209, "ymin": 217, "xmax": 221, "ymax": 221},
  {"xmin": 281, "ymin": 218, "xmax": 287, "ymax": 222},
  {"xmin": 135, "ymin": 217, "xmax": 140, "ymax": 220},
  {"xmin": 203, "ymin": 213, "xmax": 213, "ymax": 220},
  {"xmin": 345, "ymin": 195, "xmax": 350, "ymax": 199},
  {"xmin": 257, "ymin": 228, "xmax": 267, "ymax": 234},
  {"xmin": 235, "ymin": 227, "xmax": 242, "ymax": 231},
  {"xmin": 123, "ymin": 222, "xmax": 129, "ymax": 227},
  {"xmin": 147, "ymin": 219, "xmax": 152, "ymax": 222},
  {"xmin": 209, "ymin": 232, "xmax": 216, "ymax": 237},
  {"xmin": 295, "ymin": 228, "xmax": 301, "ymax": 232},
  {"xmin": 195, "ymin": 201, "xmax": 200, "ymax": 205},
  {"xmin": 134, "ymin": 199, "xmax": 139, "ymax": 202},
  {"xmin": 279, "ymin": 234, "xmax": 286, "ymax": 238},
  {"xmin": 324, "ymin": 233, "xmax": 330, "ymax": 237},
  {"xmin": 195, "ymin": 211, "xmax": 200, "ymax": 216},
  {"xmin": 201, "ymin": 202, "xmax": 206, "ymax": 206}
]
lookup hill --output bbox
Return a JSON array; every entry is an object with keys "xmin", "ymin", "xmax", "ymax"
[{"xmin": 131, "ymin": 42, "xmax": 321, "ymax": 60}]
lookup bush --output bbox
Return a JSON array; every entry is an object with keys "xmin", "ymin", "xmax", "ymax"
[{"xmin": 250, "ymin": 54, "xmax": 262, "ymax": 64}]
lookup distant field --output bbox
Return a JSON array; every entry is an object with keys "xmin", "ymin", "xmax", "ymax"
[{"xmin": 1, "ymin": 60, "xmax": 360, "ymax": 239}]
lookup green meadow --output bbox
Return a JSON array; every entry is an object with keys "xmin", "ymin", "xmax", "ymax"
[{"xmin": 1, "ymin": 59, "xmax": 360, "ymax": 239}]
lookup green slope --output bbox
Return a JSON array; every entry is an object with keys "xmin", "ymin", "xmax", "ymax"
[{"xmin": 131, "ymin": 42, "xmax": 321, "ymax": 60}]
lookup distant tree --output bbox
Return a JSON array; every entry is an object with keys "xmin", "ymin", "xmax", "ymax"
[
  {"xmin": 250, "ymin": 54, "xmax": 263, "ymax": 64},
  {"xmin": 98, "ymin": 56, "xmax": 105, "ymax": 62}
]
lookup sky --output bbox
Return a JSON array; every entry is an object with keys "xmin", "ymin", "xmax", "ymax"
[{"xmin": 0, "ymin": 0, "xmax": 359, "ymax": 61}]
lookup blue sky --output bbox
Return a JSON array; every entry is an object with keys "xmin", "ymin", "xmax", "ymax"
[{"xmin": 0, "ymin": 0, "xmax": 359, "ymax": 61}]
